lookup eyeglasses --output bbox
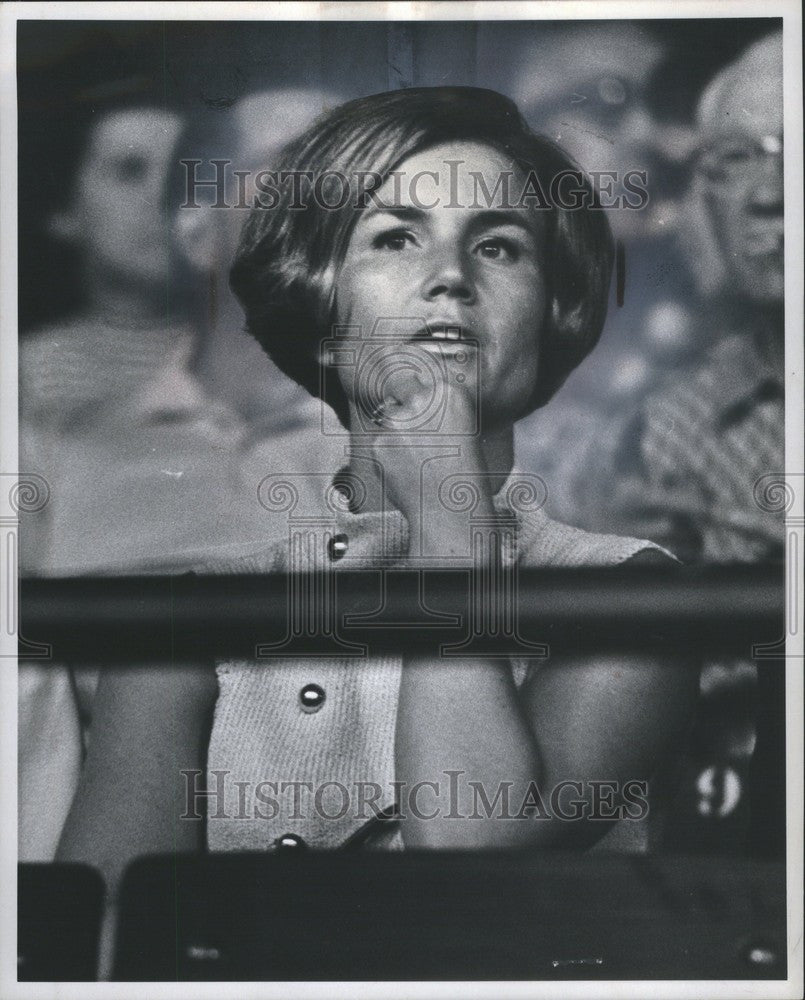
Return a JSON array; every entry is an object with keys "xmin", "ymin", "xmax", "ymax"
[{"xmin": 697, "ymin": 134, "xmax": 783, "ymax": 184}]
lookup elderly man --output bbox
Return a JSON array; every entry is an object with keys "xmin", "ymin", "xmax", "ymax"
[
  {"xmin": 599, "ymin": 29, "xmax": 784, "ymax": 562},
  {"xmin": 591, "ymin": 30, "xmax": 785, "ymax": 857}
]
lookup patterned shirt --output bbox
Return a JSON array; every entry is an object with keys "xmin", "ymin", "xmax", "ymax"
[{"xmin": 606, "ymin": 327, "xmax": 784, "ymax": 563}]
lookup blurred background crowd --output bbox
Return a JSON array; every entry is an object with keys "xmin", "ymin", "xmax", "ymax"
[{"xmin": 16, "ymin": 19, "xmax": 785, "ymax": 859}]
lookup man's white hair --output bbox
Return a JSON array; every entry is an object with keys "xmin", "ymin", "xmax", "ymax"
[{"xmin": 697, "ymin": 31, "xmax": 783, "ymax": 131}]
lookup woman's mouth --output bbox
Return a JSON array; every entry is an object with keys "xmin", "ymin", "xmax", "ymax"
[{"xmin": 408, "ymin": 322, "xmax": 475, "ymax": 345}]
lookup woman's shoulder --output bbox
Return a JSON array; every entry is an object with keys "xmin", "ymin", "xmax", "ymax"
[
  {"xmin": 181, "ymin": 501, "xmax": 674, "ymax": 575},
  {"xmin": 515, "ymin": 507, "xmax": 675, "ymax": 568}
]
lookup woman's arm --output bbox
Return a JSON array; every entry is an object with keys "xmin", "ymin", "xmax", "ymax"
[
  {"xmin": 395, "ymin": 521, "xmax": 698, "ymax": 849},
  {"xmin": 380, "ymin": 359, "xmax": 697, "ymax": 849},
  {"xmin": 397, "ymin": 624, "xmax": 697, "ymax": 850},
  {"xmin": 56, "ymin": 660, "xmax": 217, "ymax": 899},
  {"xmin": 516, "ymin": 644, "xmax": 698, "ymax": 846}
]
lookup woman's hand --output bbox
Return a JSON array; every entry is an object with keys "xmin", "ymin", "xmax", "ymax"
[{"xmin": 360, "ymin": 341, "xmax": 491, "ymax": 557}]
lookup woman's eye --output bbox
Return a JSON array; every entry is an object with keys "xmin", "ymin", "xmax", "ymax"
[
  {"xmin": 111, "ymin": 154, "xmax": 149, "ymax": 184},
  {"xmin": 373, "ymin": 230, "xmax": 415, "ymax": 252},
  {"xmin": 476, "ymin": 238, "xmax": 518, "ymax": 261}
]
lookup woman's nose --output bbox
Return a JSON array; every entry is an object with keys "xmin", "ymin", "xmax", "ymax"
[{"xmin": 420, "ymin": 248, "xmax": 476, "ymax": 303}]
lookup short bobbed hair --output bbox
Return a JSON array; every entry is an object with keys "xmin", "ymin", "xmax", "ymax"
[{"xmin": 230, "ymin": 87, "xmax": 613, "ymax": 426}]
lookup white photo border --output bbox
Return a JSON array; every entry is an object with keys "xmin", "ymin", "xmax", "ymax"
[{"xmin": 1, "ymin": 3, "xmax": 802, "ymax": 998}]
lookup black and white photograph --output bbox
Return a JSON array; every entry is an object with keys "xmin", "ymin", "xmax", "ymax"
[{"xmin": 1, "ymin": 2, "xmax": 802, "ymax": 996}]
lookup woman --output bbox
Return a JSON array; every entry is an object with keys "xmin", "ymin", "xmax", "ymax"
[{"xmin": 58, "ymin": 88, "xmax": 696, "ymax": 889}]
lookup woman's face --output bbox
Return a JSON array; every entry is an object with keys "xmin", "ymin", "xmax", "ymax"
[
  {"xmin": 66, "ymin": 109, "xmax": 184, "ymax": 284},
  {"xmin": 333, "ymin": 141, "xmax": 548, "ymax": 431}
]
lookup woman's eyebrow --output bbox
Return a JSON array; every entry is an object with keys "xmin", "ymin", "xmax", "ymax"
[
  {"xmin": 361, "ymin": 205, "xmax": 427, "ymax": 225},
  {"xmin": 468, "ymin": 209, "xmax": 539, "ymax": 237},
  {"xmin": 361, "ymin": 206, "xmax": 539, "ymax": 236}
]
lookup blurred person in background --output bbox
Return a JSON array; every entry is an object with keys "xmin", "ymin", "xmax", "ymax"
[
  {"xmin": 18, "ymin": 99, "xmax": 244, "ymax": 860},
  {"xmin": 173, "ymin": 88, "xmax": 346, "ymax": 494},
  {"xmin": 501, "ymin": 21, "xmax": 692, "ymax": 243},
  {"xmin": 486, "ymin": 22, "xmax": 700, "ymax": 527},
  {"xmin": 19, "ymin": 100, "xmax": 247, "ymax": 577},
  {"xmin": 594, "ymin": 29, "xmax": 784, "ymax": 561},
  {"xmin": 579, "ymin": 30, "xmax": 785, "ymax": 855},
  {"xmin": 18, "ymin": 88, "xmax": 351, "ymax": 860},
  {"xmin": 19, "ymin": 100, "xmax": 200, "ymax": 861}
]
